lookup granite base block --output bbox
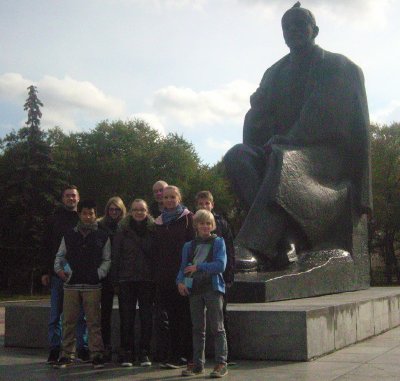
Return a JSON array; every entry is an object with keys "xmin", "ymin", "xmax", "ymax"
[{"xmin": 5, "ymin": 288, "xmax": 400, "ymax": 361}]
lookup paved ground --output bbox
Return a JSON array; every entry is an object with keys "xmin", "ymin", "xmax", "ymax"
[{"xmin": 1, "ymin": 305, "xmax": 400, "ymax": 381}]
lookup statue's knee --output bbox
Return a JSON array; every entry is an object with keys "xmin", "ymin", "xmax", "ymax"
[{"xmin": 224, "ymin": 144, "xmax": 246, "ymax": 169}]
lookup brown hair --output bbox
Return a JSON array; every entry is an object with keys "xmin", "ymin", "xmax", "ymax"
[{"xmin": 195, "ymin": 190, "xmax": 214, "ymax": 204}]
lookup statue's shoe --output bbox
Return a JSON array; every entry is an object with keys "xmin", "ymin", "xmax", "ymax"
[{"xmin": 234, "ymin": 245, "xmax": 259, "ymax": 272}]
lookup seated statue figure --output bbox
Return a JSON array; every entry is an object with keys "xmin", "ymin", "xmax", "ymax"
[{"xmin": 224, "ymin": 2, "xmax": 372, "ymax": 272}]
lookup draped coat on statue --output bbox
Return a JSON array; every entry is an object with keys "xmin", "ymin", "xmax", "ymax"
[{"xmin": 231, "ymin": 46, "xmax": 372, "ymax": 253}]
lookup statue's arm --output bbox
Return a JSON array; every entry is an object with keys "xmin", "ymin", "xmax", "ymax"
[{"xmin": 243, "ymin": 72, "xmax": 275, "ymax": 146}]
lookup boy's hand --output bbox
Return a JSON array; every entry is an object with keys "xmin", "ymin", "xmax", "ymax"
[
  {"xmin": 57, "ymin": 270, "xmax": 69, "ymax": 282},
  {"xmin": 184, "ymin": 265, "xmax": 197, "ymax": 275},
  {"xmin": 41, "ymin": 274, "xmax": 50, "ymax": 286},
  {"xmin": 178, "ymin": 282, "xmax": 189, "ymax": 296}
]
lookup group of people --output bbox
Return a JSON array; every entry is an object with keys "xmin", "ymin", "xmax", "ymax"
[{"xmin": 41, "ymin": 180, "xmax": 235, "ymax": 378}]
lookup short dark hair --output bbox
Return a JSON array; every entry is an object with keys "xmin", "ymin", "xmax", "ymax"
[
  {"xmin": 78, "ymin": 199, "xmax": 97, "ymax": 214},
  {"xmin": 61, "ymin": 185, "xmax": 79, "ymax": 198},
  {"xmin": 195, "ymin": 190, "xmax": 214, "ymax": 203}
]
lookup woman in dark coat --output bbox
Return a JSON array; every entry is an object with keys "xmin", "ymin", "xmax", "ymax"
[{"xmin": 112, "ymin": 199, "xmax": 155, "ymax": 367}]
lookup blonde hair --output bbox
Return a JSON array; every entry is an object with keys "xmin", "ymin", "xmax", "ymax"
[
  {"xmin": 152, "ymin": 180, "xmax": 168, "ymax": 190},
  {"xmin": 97, "ymin": 196, "xmax": 126, "ymax": 225},
  {"xmin": 163, "ymin": 185, "xmax": 182, "ymax": 202},
  {"xmin": 102, "ymin": 196, "xmax": 127, "ymax": 222},
  {"xmin": 193, "ymin": 209, "xmax": 216, "ymax": 231},
  {"xmin": 195, "ymin": 190, "xmax": 214, "ymax": 204}
]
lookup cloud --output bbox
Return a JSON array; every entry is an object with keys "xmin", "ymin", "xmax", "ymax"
[
  {"xmin": 206, "ymin": 137, "xmax": 233, "ymax": 152},
  {"xmin": 0, "ymin": 72, "xmax": 126, "ymax": 131},
  {"xmin": 152, "ymin": 80, "xmax": 254, "ymax": 127},
  {"xmin": 129, "ymin": 112, "xmax": 166, "ymax": 135},
  {"xmin": 112, "ymin": 0, "xmax": 206, "ymax": 10},
  {"xmin": 371, "ymin": 100, "xmax": 400, "ymax": 125},
  {"xmin": 238, "ymin": 0, "xmax": 392, "ymax": 27},
  {"xmin": 0, "ymin": 73, "xmax": 31, "ymax": 101}
]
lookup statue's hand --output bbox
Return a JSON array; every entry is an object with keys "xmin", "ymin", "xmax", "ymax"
[
  {"xmin": 264, "ymin": 135, "xmax": 293, "ymax": 156},
  {"xmin": 266, "ymin": 135, "xmax": 291, "ymax": 146}
]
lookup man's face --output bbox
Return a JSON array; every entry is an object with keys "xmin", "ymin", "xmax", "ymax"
[
  {"xmin": 196, "ymin": 198, "xmax": 214, "ymax": 212},
  {"xmin": 153, "ymin": 183, "xmax": 166, "ymax": 203},
  {"xmin": 282, "ymin": 10, "xmax": 317, "ymax": 51},
  {"xmin": 62, "ymin": 189, "xmax": 80, "ymax": 211},
  {"xmin": 79, "ymin": 208, "xmax": 97, "ymax": 225}
]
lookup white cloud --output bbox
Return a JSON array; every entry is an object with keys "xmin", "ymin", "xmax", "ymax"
[
  {"xmin": 129, "ymin": 112, "xmax": 166, "ymax": 135},
  {"xmin": 239, "ymin": 0, "xmax": 392, "ymax": 28},
  {"xmin": 39, "ymin": 75, "xmax": 125, "ymax": 119},
  {"xmin": 0, "ymin": 72, "xmax": 126, "ymax": 131},
  {"xmin": 152, "ymin": 80, "xmax": 254, "ymax": 127},
  {"xmin": 371, "ymin": 100, "xmax": 400, "ymax": 125},
  {"xmin": 0, "ymin": 73, "xmax": 31, "ymax": 101},
  {"xmin": 112, "ymin": 0, "xmax": 206, "ymax": 10},
  {"xmin": 206, "ymin": 137, "xmax": 233, "ymax": 152}
]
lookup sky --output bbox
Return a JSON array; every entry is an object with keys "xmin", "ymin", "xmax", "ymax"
[{"xmin": 1, "ymin": 0, "xmax": 399, "ymax": 165}]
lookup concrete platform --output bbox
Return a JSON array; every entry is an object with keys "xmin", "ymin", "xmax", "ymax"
[
  {"xmin": 4, "ymin": 287, "xmax": 400, "ymax": 361},
  {"xmin": 2, "ymin": 318, "xmax": 400, "ymax": 381}
]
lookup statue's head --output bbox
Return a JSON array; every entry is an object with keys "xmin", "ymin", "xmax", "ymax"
[{"xmin": 281, "ymin": 2, "xmax": 319, "ymax": 51}]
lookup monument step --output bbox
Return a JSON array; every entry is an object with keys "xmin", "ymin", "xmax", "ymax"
[{"xmin": 4, "ymin": 287, "xmax": 400, "ymax": 361}]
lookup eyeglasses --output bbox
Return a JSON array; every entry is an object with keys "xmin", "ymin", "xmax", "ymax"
[{"xmin": 109, "ymin": 208, "xmax": 121, "ymax": 212}]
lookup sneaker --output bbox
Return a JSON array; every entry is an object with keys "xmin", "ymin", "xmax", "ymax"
[
  {"xmin": 92, "ymin": 355, "xmax": 105, "ymax": 369},
  {"xmin": 181, "ymin": 363, "xmax": 204, "ymax": 377},
  {"xmin": 47, "ymin": 348, "xmax": 60, "ymax": 364},
  {"xmin": 76, "ymin": 347, "xmax": 90, "ymax": 363},
  {"xmin": 103, "ymin": 346, "xmax": 112, "ymax": 363},
  {"xmin": 210, "ymin": 363, "xmax": 228, "ymax": 378},
  {"xmin": 140, "ymin": 355, "xmax": 152, "ymax": 367},
  {"xmin": 53, "ymin": 357, "xmax": 74, "ymax": 369},
  {"xmin": 165, "ymin": 357, "xmax": 187, "ymax": 369},
  {"xmin": 159, "ymin": 362, "xmax": 169, "ymax": 369},
  {"xmin": 120, "ymin": 350, "xmax": 133, "ymax": 367}
]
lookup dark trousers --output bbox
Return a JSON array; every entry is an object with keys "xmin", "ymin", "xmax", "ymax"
[
  {"xmin": 119, "ymin": 281, "xmax": 155, "ymax": 356},
  {"xmin": 101, "ymin": 277, "xmax": 114, "ymax": 348},
  {"xmin": 223, "ymin": 289, "xmax": 232, "ymax": 360},
  {"xmin": 155, "ymin": 284, "xmax": 192, "ymax": 362}
]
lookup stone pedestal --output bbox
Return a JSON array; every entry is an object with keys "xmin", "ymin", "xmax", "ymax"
[
  {"xmin": 230, "ymin": 215, "xmax": 370, "ymax": 303},
  {"xmin": 5, "ymin": 288, "xmax": 400, "ymax": 361}
]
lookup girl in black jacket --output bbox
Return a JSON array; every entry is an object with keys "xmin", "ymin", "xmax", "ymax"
[{"xmin": 112, "ymin": 199, "xmax": 156, "ymax": 367}]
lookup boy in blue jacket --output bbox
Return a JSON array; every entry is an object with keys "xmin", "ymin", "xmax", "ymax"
[{"xmin": 177, "ymin": 209, "xmax": 228, "ymax": 378}]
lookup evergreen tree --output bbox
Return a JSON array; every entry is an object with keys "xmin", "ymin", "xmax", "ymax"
[{"xmin": 0, "ymin": 86, "xmax": 67, "ymax": 291}]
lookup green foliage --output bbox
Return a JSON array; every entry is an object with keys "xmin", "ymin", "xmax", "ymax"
[
  {"xmin": 370, "ymin": 122, "xmax": 400, "ymax": 234},
  {"xmin": 0, "ymin": 87, "xmax": 68, "ymax": 290},
  {"xmin": 49, "ymin": 119, "xmax": 234, "ymax": 216},
  {"xmin": 370, "ymin": 122, "xmax": 400, "ymax": 284}
]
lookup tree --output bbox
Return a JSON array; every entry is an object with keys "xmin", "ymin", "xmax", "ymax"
[
  {"xmin": 370, "ymin": 122, "xmax": 400, "ymax": 283},
  {"xmin": 0, "ymin": 86, "xmax": 67, "ymax": 291},
  {"xmin": 49, "ymin": 119, "xmax": 234, "ymax": 215}
]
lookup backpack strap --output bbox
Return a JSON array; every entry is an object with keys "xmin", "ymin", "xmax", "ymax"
[{"xmin": 188, "ymin": 237, "xmax": 216, "ymax": 264}]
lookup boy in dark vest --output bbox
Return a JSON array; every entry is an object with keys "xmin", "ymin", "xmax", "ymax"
[{"xmin": 53, "ymin": 200, "xmax": 111, "ymax": 369}]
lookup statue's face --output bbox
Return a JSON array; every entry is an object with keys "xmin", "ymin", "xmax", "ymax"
[{"xmin": 281, "ymin": 9, "xmax": 317, "ymax": 51}]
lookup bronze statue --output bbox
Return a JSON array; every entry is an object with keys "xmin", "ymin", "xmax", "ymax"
[{"xmin": 224, "ymin": 2, "xmax": 372, "ymax": 274}]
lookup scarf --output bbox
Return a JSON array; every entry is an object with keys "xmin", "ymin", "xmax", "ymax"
[
  {"xmin": 195, "ymin": 233, "xmax": 218, "ymax": 244},
  {"xmin": 129, "ymin": 217, "xmax": 148, "ymax": 237},
  {"xmin": 77, "ymin": 220, "xmax": 98, "ymax": 237},
  {"xmin": 161, "ymin": 204, "xmax": 184, "ymax": 225}
]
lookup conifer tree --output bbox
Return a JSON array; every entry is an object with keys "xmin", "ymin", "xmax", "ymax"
[{"xmin": 0, "ymin": 86, "xmax": 67, "ymax": 291}]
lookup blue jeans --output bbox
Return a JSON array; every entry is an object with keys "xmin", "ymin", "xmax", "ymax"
[{"xmin": 48, "ymin": 275, "xmax": 87, "ymax": 350}]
